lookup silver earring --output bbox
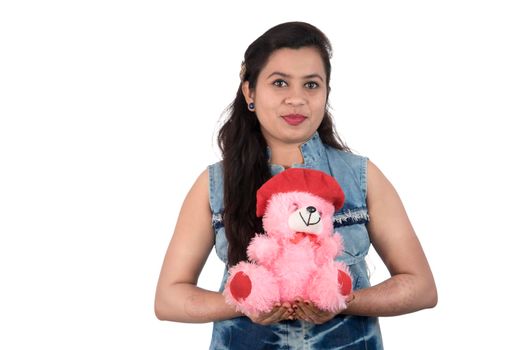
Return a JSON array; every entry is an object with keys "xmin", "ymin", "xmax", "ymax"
[{"xmin": 248, "ymin": 102, "xmax": 255, "ymax": 111}]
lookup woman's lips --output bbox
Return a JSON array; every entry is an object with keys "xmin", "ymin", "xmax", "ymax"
[{"xmin": 282, "ymin": 114, "xmax": 306, "ymax": 126}]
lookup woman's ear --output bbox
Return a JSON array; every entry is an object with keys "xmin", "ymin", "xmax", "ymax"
[{"xmin": 241, "ymin": 81, "xmax": 254, "ymax": 104}]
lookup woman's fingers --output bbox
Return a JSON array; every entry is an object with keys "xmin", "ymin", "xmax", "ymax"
[
  {"xmin": 248, "ymin": 304, "xmax": 294, "ymax": 325},
  {"xmin": 247, "ymin": 298, "xmax": 346, "ymax": 325},
  {"xmin": 293, "ymin": 299, "xmax": 336, "ymax": 324}
]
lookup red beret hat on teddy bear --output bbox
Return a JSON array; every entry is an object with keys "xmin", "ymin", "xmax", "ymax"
[
  {"xmin": 224, "ymin": 168, "xmax": 353, "ymax": 316},
  {"xmin": 256, "ymin": 168, "xmax": 345, "ymax": 217}
]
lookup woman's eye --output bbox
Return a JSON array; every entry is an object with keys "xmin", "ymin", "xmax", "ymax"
[
  {"xmin": 273, "ymin": 79, "xmax": 288, "ymax": 87},
  {"xmin": 305, "ymin": 81, "xmax": 319, "ymax": 89}
]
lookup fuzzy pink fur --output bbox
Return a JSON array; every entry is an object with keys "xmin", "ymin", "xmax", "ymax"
[
  {"xmin": 262, "ymin": 192, "xmax": 335, "ymax": 239},
  {"xmin": 306, "ymin": 262, "xmax": 352, "ymax": 312},
  {"xmin": 224, "ymin": 262, "xmax": 280, "ymax": 315},
  {"xmin": 224, "ymin": 190, "xmax": 352, "ymax": 316},
  {"xmin": 247, "ymin": 234, "xmax": 281, "ymax": 265}
]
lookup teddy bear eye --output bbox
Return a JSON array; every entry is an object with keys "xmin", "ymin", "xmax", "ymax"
[{"xmin": 291, "ymin": 203, "xmax": 298, "ymax": 211}]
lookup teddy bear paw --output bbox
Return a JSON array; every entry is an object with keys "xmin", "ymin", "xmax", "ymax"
[
  {"xmin": 338, "ymin": 269, "xmax": 352, "ymax": 296},
  {"xmin": 224, "ymin": 262, "xmax": 280, "ymax": 315},
  {"xmin": 230, "ymin": 271, "xmax": 252, "ymax": 301}
]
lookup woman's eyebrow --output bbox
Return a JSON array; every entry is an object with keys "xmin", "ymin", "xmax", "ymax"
[{"xmin": 266, "ymin": 71, "xmax": 324, "ymax": 82}]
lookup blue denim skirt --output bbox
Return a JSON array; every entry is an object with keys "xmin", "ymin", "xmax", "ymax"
[{"xmin": 209, "ymin": 314, "xmax": 383, "ymax": 349}]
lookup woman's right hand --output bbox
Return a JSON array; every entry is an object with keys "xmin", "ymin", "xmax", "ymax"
[{"xmin": 245, "ymin": 302, "xmax": 294, "ymax": 325}]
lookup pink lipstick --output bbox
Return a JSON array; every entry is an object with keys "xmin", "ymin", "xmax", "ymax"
[{"xmin": 282, "ymin": 114, "xmax": 306, "ymax": 126}]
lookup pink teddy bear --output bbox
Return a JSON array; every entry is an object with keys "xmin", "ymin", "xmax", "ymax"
[{"xmin": 224, "ymin": 168, "xmax": 352, "ymax": 316}]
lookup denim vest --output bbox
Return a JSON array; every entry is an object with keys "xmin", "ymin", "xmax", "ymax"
[{"xmin": 208, "ymin": 132, "xmax": 383, "ymax": 350}]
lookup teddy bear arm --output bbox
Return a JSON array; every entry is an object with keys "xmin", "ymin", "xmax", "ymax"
[
  {"xmin": 247, "ymin": 234, "xmax": 280, "ymax": 265},
  {"xmin": 315, "ymin": 232, "xmax": 344, "ymax": 265}
]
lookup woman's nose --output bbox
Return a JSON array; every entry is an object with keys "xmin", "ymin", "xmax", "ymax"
[{"xmin": 284, "ymin": 87, "xmax": 306, "ymax": 106}]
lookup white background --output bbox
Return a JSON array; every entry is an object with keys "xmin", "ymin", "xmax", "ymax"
[{"xmin": 1, "ymin": 1, "xmax": 523, "ymax": 349}]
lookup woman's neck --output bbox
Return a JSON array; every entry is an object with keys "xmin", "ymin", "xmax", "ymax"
[{"xmin": 268, "ymin": 143, "xmax": 304, "ymax": 168}]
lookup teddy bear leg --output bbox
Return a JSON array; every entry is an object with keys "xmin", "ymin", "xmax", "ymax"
[
  {"xmin": 224, "ymin": 262, "xmax": 280, "ymax": 316},
  {"xmin": 229, "ymin": 271, "xmax": 252, "ymax": 301},
  {"xmin": 337, "ymin": 268, "xmax": 352, "ymax": 296},
  {"xmin": 306, "ymin": 263, "xmax": 352, "ymax": 313}
]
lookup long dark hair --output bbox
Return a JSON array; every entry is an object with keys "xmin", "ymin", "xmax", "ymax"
[{"xmin": 218, "ymin": 22, "xmax": 349, "ymax": 266}]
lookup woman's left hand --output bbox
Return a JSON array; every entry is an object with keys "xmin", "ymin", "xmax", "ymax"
[{"xmin": 292, "ymin": 297, "xmax": 344, "ymax": 324}]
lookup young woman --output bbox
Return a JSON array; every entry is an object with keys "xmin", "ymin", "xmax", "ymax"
[{"xmin": 155, "ymin": 21, "xmax": 437, "ymax": 349}]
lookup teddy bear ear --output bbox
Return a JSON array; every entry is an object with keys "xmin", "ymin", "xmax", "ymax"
[{"xmin": 256, "ymin": 168, "xmax": 345, "ymax": 216}]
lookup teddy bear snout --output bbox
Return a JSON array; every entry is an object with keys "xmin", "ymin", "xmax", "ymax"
[
  {"xmin": 301, "ymin": 206, "xmax": 320, "ymax": 226},
  {"xmin": 288, "ymin": 206, "xmax": 323, "ymax": 234}
]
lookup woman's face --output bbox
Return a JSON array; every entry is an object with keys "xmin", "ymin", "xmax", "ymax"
[{"xmin": 243, "ymin": 47, "xmax": 328, "ymax": 148}]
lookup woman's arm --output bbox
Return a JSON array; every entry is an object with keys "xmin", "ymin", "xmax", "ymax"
[
  {"xmin": 343, "ymin": 159, "xmax": 438, "ymax": 317},
  {"xmin": 154, "ymin": 169, "xmax": 241, "ymax": 323},
  {"xmin": 284, "ymin": 160, "xmax": 438, "ymax": 323}
]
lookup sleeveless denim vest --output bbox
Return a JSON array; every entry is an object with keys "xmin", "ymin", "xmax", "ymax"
[{"xmin": 208, "ymin": 132, "xmax": 383, "ymax": 350}]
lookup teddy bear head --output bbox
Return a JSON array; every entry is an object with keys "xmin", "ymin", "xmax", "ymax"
[{"xmin": 256, "ymin": 168, "xmax": 345, "ymax": 241}]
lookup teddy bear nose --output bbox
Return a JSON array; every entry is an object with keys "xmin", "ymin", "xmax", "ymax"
[{"xmin": 306, "ymin": 206, "xmax": 317, "ymax": 213}]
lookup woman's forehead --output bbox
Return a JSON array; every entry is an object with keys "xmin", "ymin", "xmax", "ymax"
[{"xmin": 261, "ymin": 47, "xmax": 326, "ymax": 78}]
